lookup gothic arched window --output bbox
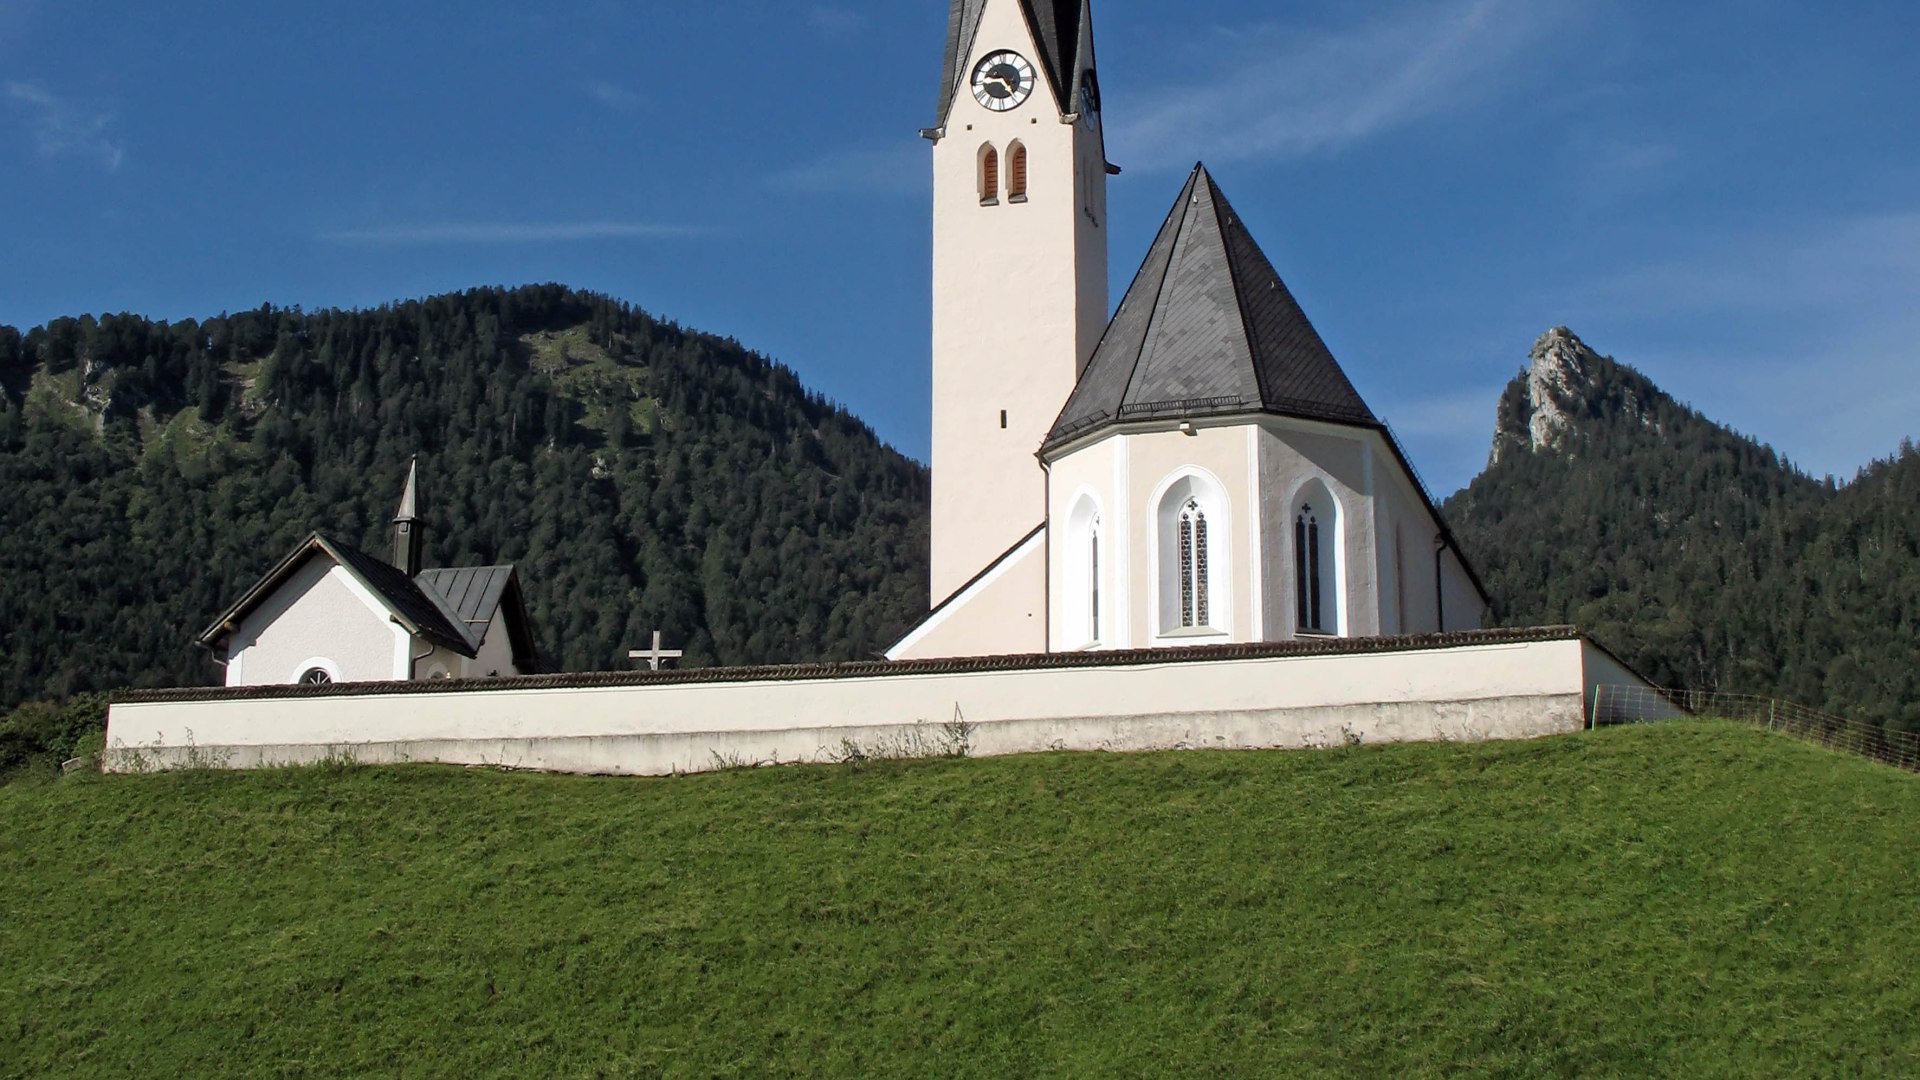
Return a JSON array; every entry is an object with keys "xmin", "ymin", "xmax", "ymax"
[
  {"xmin": 1067, "ymin": 494, "xmax": 1104, "ymax": 647},
  {"xmin": 979, "ymin": 144, "xmax": 1000, "ymax": 204},
  {"xmin": 1296, "ymin": 505, "xmax": 1323, "ymax": 632},
  {"xmin": 1008, "ymin": 141, "xmax": 1029, "ymax": 202},
  {"xmin": 1179, "ymin": 499, "xmax": 1210, "ymax": 628},
  {"xmin": 1088, "ymin": 514, "xmax": 1103, "ymax": 639},
  {"xmin": 1292, "ymin": 479, "xmax": 1343, "ymax": 636},
  {"xmin": 1154, "ymin": 473, "xmax": 1228, "ymax": 638}
]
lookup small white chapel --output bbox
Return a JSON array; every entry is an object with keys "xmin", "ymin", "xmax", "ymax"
[
  {"xmin": 196, "ymin": 459, "xmax": 539, "ymax": 687},
  {"xmin": 887, "ymin": 0, "xmax": 1489, "ymax": 660}
]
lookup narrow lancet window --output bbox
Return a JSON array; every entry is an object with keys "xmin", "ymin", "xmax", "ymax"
[
  {"xmin": 1088, "ymin": 517, "xmax": 1101, "ymax": 641},
  {"xmin": 1179, "ymin": 499, "xmax": 1209, "ymax": 628},
  {"xmin": 1297, "ymin": 505, "xmax": 1325, "ymax": 632},
  {"xmin": 980, "ymin": 145, "xmax": 1000, "ymax": 204},
  {"xmin": 1008, "ymin": 142, "xmax": 1029, "ymax": 201}
]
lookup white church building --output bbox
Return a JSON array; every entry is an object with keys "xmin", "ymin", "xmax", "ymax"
[
  {"xmin": 890, "ymin": 0, "xmax": 1486, "ymax": 661},
  {"xmin": 103, "ymin": 0, "xmax": 1673, "ymax": 776}
]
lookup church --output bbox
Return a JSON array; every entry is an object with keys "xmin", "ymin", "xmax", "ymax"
[
  {"xmin": 888, "ymin": 0, "xmax": 1488, "ymax": 660},
  {"xmin": 203, "ymin": 0, "xmax": 1487, "ymax": 687},
  {"xmin": 105, "ymin": 0, "xmax": 1668, "ymax": 775}
]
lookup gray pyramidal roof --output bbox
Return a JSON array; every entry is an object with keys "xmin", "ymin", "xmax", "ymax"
[
  {"xmin": 1045, "ymin": 164, "xmax": 1378, "ymax": 451},
  {"xmin": 936, "ymin": 0, "xmax": 1088, "ymax": 129}
]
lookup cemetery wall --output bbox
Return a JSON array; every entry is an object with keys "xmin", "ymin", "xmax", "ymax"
[{"xmin": 105, "ymin": 630, "xmax": 1666, "ymax": 776}]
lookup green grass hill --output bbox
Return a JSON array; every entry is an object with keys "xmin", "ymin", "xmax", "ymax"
[{"xmin": 4, "ymin": 723, "xmax": 1917, "ymax": 1077}]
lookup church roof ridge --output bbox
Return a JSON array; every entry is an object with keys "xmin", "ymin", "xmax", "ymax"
[{"xmin": 1043, "ymin": 163, "xmax": 1378, "ymax": 452}]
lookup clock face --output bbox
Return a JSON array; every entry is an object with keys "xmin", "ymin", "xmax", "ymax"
[
  {"xmin": 1079, "ymin": 72, "xmax": 1101, "ymax": 130},
  {"xmin": 971, "ymin": 51, "xmax": 1036, "ymax": 112}
]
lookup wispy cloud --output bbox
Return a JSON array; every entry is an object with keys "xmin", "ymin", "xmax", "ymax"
[
  {"xmin": 1109, "ymin": 0, "xmax": 1577, "ymax": 169},
  {"xmin": 806, "ymin": 6, "xmax": 864, "ymax": 37},
  {"xmin": 1566, "ymin": 211, "xmax": 1920, "ymax": 476},
  {"xmin": 1583, "ymin": 213, "xmax": 1920, "ymax": 321},
  {"xmin": 6, "ymin": 80, "xmax": 124, "ymax": 171},
  {"xmin": 318, "ymin": 221, "xmax": 708, "ymax": 246},
  {"xmin": 581, "ymin": 80, "xmax": 644, "ymax": 112},
  {"xmin": 768, "ymin": 144, "xmax": 925, "ymax": 196}
]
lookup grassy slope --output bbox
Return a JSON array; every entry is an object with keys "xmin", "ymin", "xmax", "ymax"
[{"xmin": 3, "ymin": 723, "xmax": 1917, "ymax": 1078}]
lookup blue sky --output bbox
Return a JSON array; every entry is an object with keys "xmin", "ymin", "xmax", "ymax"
[{"xmin": 2, "ymin": 0, "xmax": 1916, "ymax": 495}]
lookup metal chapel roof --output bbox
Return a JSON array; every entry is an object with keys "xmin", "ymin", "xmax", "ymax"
[
  {"xmin": 1044, "ymin": 163, "xmax": 1379, "ymax": 451},
  {"xmin": 935, "ymin": 0, "xmax": 1089, "ymax": 130}
]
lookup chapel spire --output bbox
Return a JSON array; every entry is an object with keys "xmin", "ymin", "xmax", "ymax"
[{"xmin": 392, "ymin": 456, "xmax": 424, "ymax": 578}]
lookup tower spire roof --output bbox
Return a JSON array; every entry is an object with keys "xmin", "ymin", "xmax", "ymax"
[
  {"xmin": 393, "ymin": 455, "xmax": 419, "ymax": 522},
  {"xmin": 935, "ymin": 0, "xmax": 1090, "ymax": 130},
  {"xmin": 1044, "ymin": 164, "xmax": 1377, "ymax": 451}
]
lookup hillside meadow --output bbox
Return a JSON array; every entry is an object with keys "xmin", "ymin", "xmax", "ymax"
[{"xmin": 3, "ymin": 722, "xmax": 1916, "ymax": 1078}]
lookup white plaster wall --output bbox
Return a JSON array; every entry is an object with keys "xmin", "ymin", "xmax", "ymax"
[
  {"xmin": 1440, "ymin": 553, "xmax": 1488, "ymax": 633},
  {"xmin": 1582, "ymin": 641, "xmax": 1684, "ymax": 724},
  {"xmin": 1119, "ymin": 425, "xmax": 1254, "ymax": 646},
  {"xmin": 889, "ymin": 529, "xmax": 1048, "ymax": 661},
  {"xmin": 108, "ymin": 638, "xmax": 1619, "ymax": 776},
  {"xmin": 1046, "ymin": 436, "xmax": 1125, "ymax": 649},
  {"xmin": 929, "ymin": 0, "xmax": 1107, "ymax": 602},
  {"xmin": 417, "ymin": 644, "xmax": 461, "ymax": 682},
  {"xmin": 226, "ymin": 559, "xmax": 403, "ymax": 686},
  {"xmin": 1376, "ymin": 470, "xmax": 1437, "ymax": 636},
  {"xmin": 463, "ymin": 607, "xmax": 520, "ymax": 678},
  {"xmin": 1257, "ymin": 421, "xmax": 1376, "ymax": 640}
]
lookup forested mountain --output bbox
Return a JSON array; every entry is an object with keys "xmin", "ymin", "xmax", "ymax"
[
  {"xmin": 0, "ymin": 286, "xmax": 929, "ymax": 708},
  {"xmin": 1445, "ymin": 328, "xmax": 1920, "ymax": 730},
  {"xmin": 3, "ymin": 293, "xmax": 1914, "ymax": 735}
]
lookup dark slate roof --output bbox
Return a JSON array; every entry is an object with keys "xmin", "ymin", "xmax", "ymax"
[
  {"xmin": 1045, "ymin": 163, "xmax": 1378, "ymax": 450},
  {"xmin": 323, "ymin": 539, "xmax": 479, "ymax": 655},
  {"xmin": 198, "ymin": 534, "xmax": 478, "ymax": 658},
  {"xmin": 934, "ymin": 0, "xmax": 1088, "ymax": 130}
]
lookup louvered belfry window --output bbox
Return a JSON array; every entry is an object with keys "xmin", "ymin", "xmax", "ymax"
[
  {"xmin": 980, "ymin": 145, "xmax": 1000, "ymax": 203},
  {"xmin": 1009, "ymin": 142, "xmax": 1028, "ymax": 201},
  {"xmin": 1179, "ymin": 499, "xmax": 1209, "ymax": 628}
]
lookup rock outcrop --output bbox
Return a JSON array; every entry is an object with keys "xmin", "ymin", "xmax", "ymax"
[{"xmin": 1490, "ymin": 327, "xmax": 1656, "ymax": 466}]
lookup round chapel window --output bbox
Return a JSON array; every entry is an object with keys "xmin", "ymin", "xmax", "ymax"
[{"xmin": 300, "ymin": 668, "xmax": 334, "ymax": 686}]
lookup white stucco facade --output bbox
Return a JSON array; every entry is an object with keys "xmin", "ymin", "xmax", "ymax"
[
  {"xmin": 929, "ymin": 0, "xmax": 1108, "ymax": 604},
  {"xmin": 222, "ymin": 558, "xmax": 409, "ymax": 687},
  {"xmin": 415, "ymin": 606, "xmax": 521, "ymax": 682},
  {"xmin": 1035, "ymin": 415, "xmax": 1487, "ymax": 655},
  {"xmin": 890, "ymin": 526, "xmax": 1049, "ymax": 661}
]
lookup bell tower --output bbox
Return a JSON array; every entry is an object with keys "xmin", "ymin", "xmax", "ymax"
[{"xmin": 925, "ymin": 0, "xmax": 1109, "ymax": 604}]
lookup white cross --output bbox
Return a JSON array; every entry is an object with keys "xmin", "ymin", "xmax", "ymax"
[{"xmin": 628, "ymin": 630, "xmax": 684, "ymax": 672}]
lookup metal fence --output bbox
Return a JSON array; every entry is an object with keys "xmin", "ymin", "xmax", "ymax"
[{"xmin": 1592, "ymin": 683, "xmax": 1920, "ymax": 773}]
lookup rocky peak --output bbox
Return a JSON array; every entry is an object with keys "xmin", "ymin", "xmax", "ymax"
[{"xmin": 1490, "ymin": 326, "xmax": 1653, "ymax": 466}]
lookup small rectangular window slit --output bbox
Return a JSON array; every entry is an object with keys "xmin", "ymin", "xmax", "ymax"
[{"xmin": 999, "ymin": 410, "xmax": 1009, "ymax": 429}]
